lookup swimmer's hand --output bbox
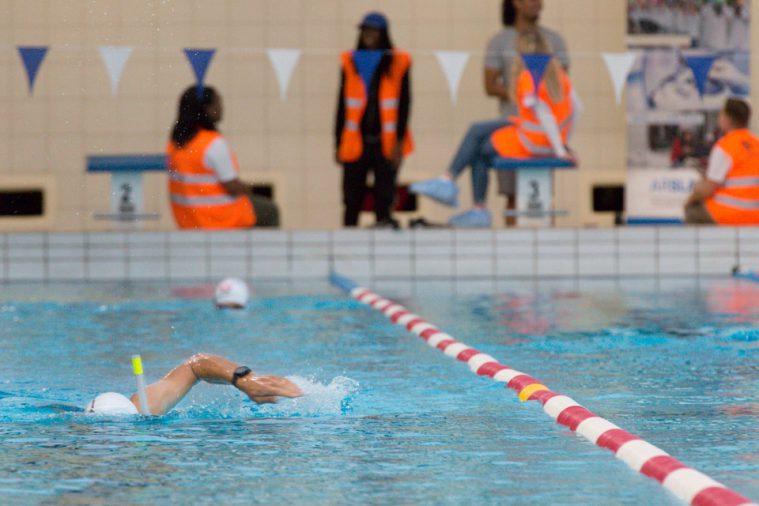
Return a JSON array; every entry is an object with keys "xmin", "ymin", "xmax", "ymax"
[{"xmin": 237, "ymin": 375, "xmax": 303, "ymax": 404}]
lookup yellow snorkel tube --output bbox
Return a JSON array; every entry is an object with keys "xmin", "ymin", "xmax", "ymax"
[{"xmin": 132, "ymin": 354, "xmax": 151, "ymax": 415}]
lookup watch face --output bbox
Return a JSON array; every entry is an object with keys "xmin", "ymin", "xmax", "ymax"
[{"xmin": 234, "ymin": 366, "xmax": 251, "ymax": 378}]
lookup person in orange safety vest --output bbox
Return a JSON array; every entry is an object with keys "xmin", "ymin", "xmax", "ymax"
[
  {"xmin": 411, "ymin": 30, "xmax": 579, "ymax": 228},
  {"xmin": 167, "ymin": 86, "xmax": 279, "ymax": 230},
  {"xmin": 335, "ymin": 12, "xmax": 413, "ymax": 229},
  {"xmin": 685, "ymin": 98, "xmax": 759, "ymax": 225}
]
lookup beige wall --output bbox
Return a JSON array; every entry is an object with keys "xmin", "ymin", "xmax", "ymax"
[{"xmin": 0, "ymin": 0, "xmax": 628, "ymax": 231}]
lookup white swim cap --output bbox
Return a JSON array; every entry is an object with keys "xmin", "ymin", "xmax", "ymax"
[
  {"xmin": 85, "ymin": 392, "xmax": 139, "ymax": 416},
  {"xmin": 214, "ymin": 278, "xmax": 250, "ymax": 308}
]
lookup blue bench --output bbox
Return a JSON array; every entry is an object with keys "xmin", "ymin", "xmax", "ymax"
[
  {"xmin": 490, "ymin": 157, "xmax": 577, "ymax": 226},
  {"xmin": 86, "ymin": 154, "xmax": 167, "ymax": 173},
  {"xmin": 491, "ymin": 157, "xmax": 577, "ymax": 171},
  {"xmin": 86, "ymin": 154, "xmax": 166, "ymax": 223}
]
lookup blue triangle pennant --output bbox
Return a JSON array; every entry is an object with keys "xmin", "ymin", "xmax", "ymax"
[
  {"xmin": 183, "ymin": 48, "xmax": 216, "ymax": 97},
  {"xmin": 353, "ymin": 50, "xmax": 384, "ymax": 90},
  {"xmin": 17, "ymin": 46, "xmax": 49, "ymax": 95},
  {"xmin": 522, "ymin": 53, "xmax": 552, "ymax": 91},
  {"xmin": 684, "ymin": 54, "xmax": 717, "ymax": 97}
]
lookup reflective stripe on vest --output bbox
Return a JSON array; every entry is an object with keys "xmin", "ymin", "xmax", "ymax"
[
  {"xmin": 383, "ymin": 122, "xmax": 397, "ymax": 133},
  {"xmin": 519, "ymin": 116, "xmax": 573, "ymax": 135},
  {"xmin": 381, "ymin": 98, "xmax": 399, "ymax": 109},
  {"xmin": 168, "ymin": 171, "xmax": 219, "ymax": 185},
  {"xmin": 345, "ymin": 120, "xmax": 360, "ymax": 132},
  {"xmin": 345, "ymin": 98, "xmax": 363, "ymax": 108},
  {"xmin": 170, "ymin": 194, "xmax": 238, "ymax": 207},
  {"xmin": 723, "ymin": 176, "xmax": 759, "ymax": 188},
  {"xmin": 517, "ymin": 130, "xmax": 556, "ymax": 155},
  {"xmin": 519, "ymin": 120, "xmax": 543, "ymax": 134},
  {"xmin": 714, "ymin": 194, "xmax": 759, "ymax": 209}
]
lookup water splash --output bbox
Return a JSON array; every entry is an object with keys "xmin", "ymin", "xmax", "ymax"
[
  {"xmin": 168, "ymin": 376, "xmax": 360, "ymax": 420},
  {"xmin": 252, "ymin": 376, "xmax": 359, "ymax": 418}
]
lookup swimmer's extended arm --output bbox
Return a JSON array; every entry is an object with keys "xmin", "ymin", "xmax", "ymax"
[{"xmin": 131, "ymin": 353, "xmax": 302, "ymax": 416}]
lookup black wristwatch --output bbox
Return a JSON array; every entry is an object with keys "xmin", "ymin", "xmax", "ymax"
[{"xmin": 232, "ymin": 366, "xmax": 252, "ymax": 387}]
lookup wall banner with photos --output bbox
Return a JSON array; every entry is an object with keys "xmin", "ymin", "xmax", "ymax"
[{"xmin": 626, "ymin": 0, "xmax": 750, "ymax": 223}]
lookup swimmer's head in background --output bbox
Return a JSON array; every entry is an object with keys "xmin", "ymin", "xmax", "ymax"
[
  {"xmin": 214, "ymin": 278, "xmax": 250, "ymax": 309},
  {"xmin": 85, "ymin": 392, "xmax": 139, "ymax": 416}
]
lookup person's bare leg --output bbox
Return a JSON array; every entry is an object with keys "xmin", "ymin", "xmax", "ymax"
[
  {"xmin": 130, "ymin": 354, "xmax": 302, "ymax": 415},
  {"xmin": 504, "ymin": 195, "xmax": 516, "ymax": 227}
]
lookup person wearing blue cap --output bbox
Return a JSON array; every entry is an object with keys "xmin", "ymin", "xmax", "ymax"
[{"xmin": 335, "ymin": 12, "xmax": 413, "ymax": 229}]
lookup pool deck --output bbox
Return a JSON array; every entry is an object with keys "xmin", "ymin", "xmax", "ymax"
[{"xmin": 0, "ymin": 228, "xmax": 756, "ymax": 283}]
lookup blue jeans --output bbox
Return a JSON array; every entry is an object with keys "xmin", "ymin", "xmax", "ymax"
[{"xmin": 448, "ymin": 119, "xmax": 508, "ymax": 205}]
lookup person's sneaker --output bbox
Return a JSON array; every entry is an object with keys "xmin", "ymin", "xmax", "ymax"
[
  {"xmin": 410, "ymin": 178, "xmax": 459, "ymax": 208},
  {"xmin": 448, "ymin": 208, "xmax": 492, "ymax": 228}
]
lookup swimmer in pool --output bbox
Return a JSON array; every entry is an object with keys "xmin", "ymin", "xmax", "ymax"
[
  {"xmin": 86, "ymin": 353, "xmax": 302, "ymax": 416},
  {"xmin": 214, "ymin": 278, "xmax": 249, "ymax": 309}
]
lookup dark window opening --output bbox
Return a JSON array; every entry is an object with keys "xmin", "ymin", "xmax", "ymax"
[
  {"xmin": 593, "ymin": 186, "xmax": 625, "ymax": 213},
  {"xmin": 593, "ymin": 185, "xmax": 625, "ymax": 225},
  {"xmin": 250, "ymin": 184, "xmax": 274, "ymax": 200},
  {"xmin": 0, "ymin": 190, "xmax": 44, "ymax": 217}
]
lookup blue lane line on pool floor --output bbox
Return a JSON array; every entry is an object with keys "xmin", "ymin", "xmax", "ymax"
[{"xmin": 734, "ymin": 270, "xmax": 759, "ymax": 283}]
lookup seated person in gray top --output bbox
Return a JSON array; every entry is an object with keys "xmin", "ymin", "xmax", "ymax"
[
  {"xmin": 411, "ymin": 0, "xmax": 570, "ymax": 228},
  {"xmin": 488, "ymin": 0, "xmax": 570, "ymax": 226}
]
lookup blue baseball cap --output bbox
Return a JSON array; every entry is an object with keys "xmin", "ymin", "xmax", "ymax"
[{"xmin": 360, "ymin": 12, "xmax": 389, "ymax": 30}]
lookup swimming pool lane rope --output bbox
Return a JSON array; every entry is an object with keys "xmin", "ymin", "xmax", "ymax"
[{"xmin": 329, "ymin": 272, "xmax": 756, "ymax": 506}]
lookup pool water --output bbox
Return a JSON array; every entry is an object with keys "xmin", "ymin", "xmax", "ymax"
[{"xmin": 0, "ymin": 280, "xmax": 756, "ymax": 505}]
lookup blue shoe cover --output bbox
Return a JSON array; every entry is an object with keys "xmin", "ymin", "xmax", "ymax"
[
  {"xmin": 448, "ymin": 208, "xmax": 492, "ymax": 228},
  {"xmin": 410, "ymin": 178, "xmax": 459, "ymax": 208}
]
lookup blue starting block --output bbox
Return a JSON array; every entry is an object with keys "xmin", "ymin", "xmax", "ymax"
[
  {"xmin": 491, "ymin": 156, "xmax": 577, "ymax": 227},
  {"xmin": 86, "ymin": 154, "xmax": 167, "ymax": 224},
  {"xmin": 733, "ymin": 268, "xmax": 759, "ymax": 283}
]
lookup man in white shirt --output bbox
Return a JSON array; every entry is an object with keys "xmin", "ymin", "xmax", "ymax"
[
  {"xmin": 727, "ymin": 0, "xmax": 749, "ymax": 51},
  {"xmin": 700, "ymin": 1, "xmax": 731, "ymax": 50}
]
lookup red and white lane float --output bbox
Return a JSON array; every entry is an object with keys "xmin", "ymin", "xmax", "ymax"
[{"xmin": 330, "ymin": 273, "xmax": 756, "ymax": 506}]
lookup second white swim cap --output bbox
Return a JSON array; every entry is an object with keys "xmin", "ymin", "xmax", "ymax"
[
  {"xmin": 214, "ymin": 278, "xmax": 250, "ymax": 308},
  {"xmin": 85, "ymin": 392, "xmax": 139, "ymax": 416}
]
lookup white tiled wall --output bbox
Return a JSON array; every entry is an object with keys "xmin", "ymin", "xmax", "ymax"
[{"xmin": 0, "ymin": 228, "xmax": 754, "ymax": 283}]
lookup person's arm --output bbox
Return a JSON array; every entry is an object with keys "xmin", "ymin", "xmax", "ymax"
[
  {"xmin": 220, "ymin": 179, "xmax": 252, "ymax": 197},
  {"xmin": 484, "ymin": 68, "xmax": 511, "ymax": 101},
  {"xmin": 131, "ymin": 353, "xmax": 302, "ymax": 416},
  {"xmin": 553, "ymin": 34, "xmax": 571, "ymax": 71},
  {"xmin": 685, "ymin": 180, "xmax": 721, "ymax": 207},
  {"xmin": 335, "ymin": 69, "xmax": 347, "ymax": 161},
  {"xmin": 393, "ymin": 68, "xmax": 412, "ymax": 167},
  {"xmin": 205, "ymin": 138, "xmax": 252, "ymax": 198},
  {"xmin": 685, "ymin": 145, "xmax": 732, "ymax": 206},
  {"xmin": 483, "ymin": 34, "xmax": 510, "ymax": 101}
]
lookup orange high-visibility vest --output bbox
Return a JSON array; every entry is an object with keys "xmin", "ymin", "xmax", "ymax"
[
  {"xmin": 705, "ymin": 129, "xmax": 759, "ymax": 225},
  {"xmin": 491, "ymin": 68, "xmax": 574, "ymax": 158},
  {"xmin": 337, "ymin": 50, "xmax": 414, "ymax": 163},
  {"xmin": 167, "ymin": 129, "xmax": 256, "ymax": 230}
]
